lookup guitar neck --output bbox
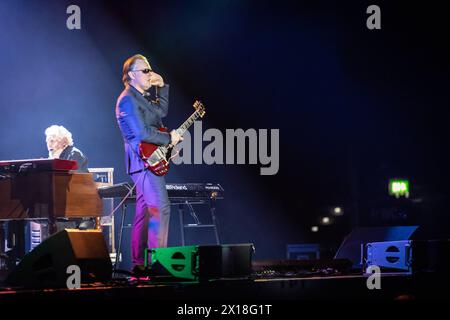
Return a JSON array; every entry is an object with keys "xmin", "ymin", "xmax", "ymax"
[{"xmin": 177, "ymin": 111, "xmax": 201, "ymax": 135}]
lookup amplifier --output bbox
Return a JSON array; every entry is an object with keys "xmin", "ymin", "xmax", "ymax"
[{"xmin": 146, "ymin": 244, "xmax": 254, "ymax": 281}]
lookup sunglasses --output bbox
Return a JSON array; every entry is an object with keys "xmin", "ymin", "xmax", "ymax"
[{"xmin": 131, "ymin": 68, "xmax": 153, "ymax": 74}]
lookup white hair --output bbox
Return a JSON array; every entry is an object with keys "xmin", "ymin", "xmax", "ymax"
[{"xmin": 45, "ymin": 125, "xmax": 74, "ymax": 146}]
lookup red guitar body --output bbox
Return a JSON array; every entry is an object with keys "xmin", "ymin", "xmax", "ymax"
[{"xmin": 139, "ymin": 127, "xmax": 172, "ymax": 176}]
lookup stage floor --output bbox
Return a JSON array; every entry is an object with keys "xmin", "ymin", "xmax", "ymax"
[{"xmin": 0, "ymin": 271, "xmax": 447, "ymax": 303}]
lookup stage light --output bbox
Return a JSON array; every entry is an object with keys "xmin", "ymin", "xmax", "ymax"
[
  {"xmin": 311, "ymin": 226, "xmax": 319, "ymax": 232},
  {"xmin": 389, "ymin": 179, "xmax": 409, "ymax": 198},
  {"xmin": 333, "ymin": 207, "xmax": 343, "ymax": 216},
  {"xmin": 321, "ymin": 217, "xmax": 330, "ymax": 225}
]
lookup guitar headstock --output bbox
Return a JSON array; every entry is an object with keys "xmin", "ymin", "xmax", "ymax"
[{"xmin": 193, "ymin": 100, "xmax": 206, "ymax": 118}]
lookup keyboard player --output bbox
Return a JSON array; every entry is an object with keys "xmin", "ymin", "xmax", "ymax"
[
  {"xmin": 0, "ymin": 128, "xmax": 99, "ymax": 266},
  {"xmin": 45, "ymin": 125, "xmax": 93, "ymax": 229},
  {"xmin": 45, "ymin": 125, "xmax": 89, "ymax": 173}
]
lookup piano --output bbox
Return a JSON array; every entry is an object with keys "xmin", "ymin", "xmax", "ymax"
[
  {"xmin": 0, "ymin": 158, "xmax": 78, "ymax": 173},
  {"xmin": 0, "ymin": 159, "xmax": 103, "ymax": 227}
]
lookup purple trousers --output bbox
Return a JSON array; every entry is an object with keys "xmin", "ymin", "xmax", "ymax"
[{"xmin": 130, "ymin": 170, "xmax": 171, "ymax": 266}]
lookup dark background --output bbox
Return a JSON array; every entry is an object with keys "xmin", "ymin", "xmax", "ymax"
[{"xmin": 0, "ymin": 0, "xmax": 449, "ymax": 264}]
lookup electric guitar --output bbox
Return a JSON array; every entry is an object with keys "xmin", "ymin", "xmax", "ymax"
[{"xmin": 139, "ymin": 100, "xmax": 206, "ymax": 176}]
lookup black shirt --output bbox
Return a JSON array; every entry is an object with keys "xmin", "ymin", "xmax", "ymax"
[{"xmin": 59, "ymin": 145, "xmax": 89, "ymax": 173}]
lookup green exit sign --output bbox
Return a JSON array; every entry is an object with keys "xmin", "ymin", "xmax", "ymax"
[{"xmin": 389, "ymin": 179, "xmax": 410, "ymax": 198}]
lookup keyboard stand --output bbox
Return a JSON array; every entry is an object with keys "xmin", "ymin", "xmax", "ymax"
[
  {"xmin": 114, "ymin": 202, "xmax": 131, "ymax": 272},
  {"xmin": 176, "ymin": 197, "xmax": 220, "ymax": 246}
]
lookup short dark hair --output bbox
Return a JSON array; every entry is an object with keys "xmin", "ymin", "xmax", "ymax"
[{"xmin": 122, "ymin": 54, "xmax": 148, "ymax": 85}]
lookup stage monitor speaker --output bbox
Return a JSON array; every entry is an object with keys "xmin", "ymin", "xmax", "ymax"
[
  {"xmin": 363, "ymin": 239, "xmax": 450, "ymax": 274},
  {"xmin": 6, "ymin": 229, "xmax": 112, "ymax": 288},
  {"xmin": 334, "ymin": 226, "xmax": 419, "ymax": 269},
  {"xmin": 147, "ymin": 243, "xmax": 254, "ymax": 281}
]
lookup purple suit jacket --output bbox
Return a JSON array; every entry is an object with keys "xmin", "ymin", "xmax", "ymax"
[{"xmin": 116, "ymin": 85, "xmax": 171, "ymax": 174}]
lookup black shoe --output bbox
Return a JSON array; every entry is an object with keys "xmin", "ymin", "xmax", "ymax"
[{"xmin": 131, "ymin": 265, "xmax": 150, "ymax": 277}]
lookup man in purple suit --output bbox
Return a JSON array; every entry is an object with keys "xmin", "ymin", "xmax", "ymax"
[{"xmin": 115, "ymin": 54, "xmax": 183, "ymax": 272}]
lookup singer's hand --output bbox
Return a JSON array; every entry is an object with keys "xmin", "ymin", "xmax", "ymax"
[
  {"xmin": 170, "ymin": 130, "xmax": 183, "ymax": 146},
  {"xmin": 150, "ymin": 72, "xmax": 164, "ymax": 88}
]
